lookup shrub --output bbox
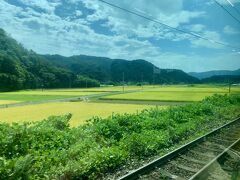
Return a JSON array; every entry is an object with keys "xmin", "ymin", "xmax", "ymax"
[{"xmin": 0, "ymin": 94, "xmax": 239, "ymax": 179}]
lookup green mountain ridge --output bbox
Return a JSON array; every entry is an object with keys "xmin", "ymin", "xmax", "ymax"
[
  {"xmin": 0, "ymin": 29, "xmax": 76, "ymax": 90},
  {"xmin": 43, "ymin": 54, "xmax": 200, "ymax": 84},
  {"xmin": 0, "ymin": 28, "xmax": 201, "ymax": 91},
  {"xmin": 189, "ymin": 69, "xmax": 240, "ymax": 79},
  {"xmin": 201, "ymin": 75, "xmax": 240, "ymax": 84}
]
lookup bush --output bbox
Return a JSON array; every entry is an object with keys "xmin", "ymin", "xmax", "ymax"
[{"xmin": 0, "ymin": 94, "xmax": 239, "ymax": 179}]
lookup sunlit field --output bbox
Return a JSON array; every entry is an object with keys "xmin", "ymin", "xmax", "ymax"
[
  {"xmin": 0, "ymin": 86, "xmax": 144, "ymax": 104},
  {"xmin": 37, "ymin": 86, "xmax": 143, "ymax": 92},
  {"xmin": 0, "ymin": 100, "xmax": 20, "ymax": 105},
  {"xmin": 0, "ymin": 85, "xmax": 239, "ymax": 126},
  {"xmin": 101, "ymin": 85, "xmax": 240, "ymax": 102},
  {"xmin": 0, "ymin": 102, "xmax": 154, "ymax": 126},
  {"xmin": 0, "ymin": 91, "xmax": 105, "ymax": 103}
]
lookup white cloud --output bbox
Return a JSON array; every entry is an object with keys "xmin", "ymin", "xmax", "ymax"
[
  {"xmin": 75, "ymin": 10, "xmax": 82, "ymax": 17},
  {"xmin": 0, "ymin": 0, "xmax": 238, "ymax": 72},
  {"xmin": 223, "ymin": 25, "xmax": 239, "ymax": 35},
  {"xmin": 83, "ymin": 0, "xmax": 205, "ymax": 41},
  {"xmin": 150, "ymin": 51, "xmax": 240, "ymax": 72},
  {"xmin": 191, "ymin": 31, "xmax": 224, "ymax": 49},
  {"xmin": 189, "ymin": 24, "xmax": 205, "ymax": 32},
  {"xmin": 19, "ymin": 0, "xmax": 61, "ymax": 13}
]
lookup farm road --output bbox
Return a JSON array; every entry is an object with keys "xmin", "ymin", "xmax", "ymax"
[{"xmin": 0, "ymin": 90, "xmax": 139, "ymax": 109}]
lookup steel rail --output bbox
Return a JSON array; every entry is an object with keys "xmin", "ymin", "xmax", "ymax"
[
  {"xmin": 118, "ymin": 117, "xmax": 240, "ymax": 180},
  {"xmin": 189, "ymin": 137, "xmax": 240, "ymax": 180}
]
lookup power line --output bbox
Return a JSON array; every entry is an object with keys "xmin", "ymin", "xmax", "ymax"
[
  {"xmin": 214, "ymin": 0, "xmax": 240, "ymax": 25},
  {"xmin": 226, "ymin": 0, "xmax": 234, "ymax": 6},
  {"xmin": 98, "ymin": 0, "xmax": 240, "ymax": 51},
  {"xmin": 225, "ymin": 0, "xmax": 240, "ymax": 17}
]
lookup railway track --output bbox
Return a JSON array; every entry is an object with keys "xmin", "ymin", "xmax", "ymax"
[{"xmin": 119, "ymin": 117, "xmax": 240, "ymax": 180}]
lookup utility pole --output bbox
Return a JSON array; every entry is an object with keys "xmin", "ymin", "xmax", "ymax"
[
  {"xmin": 152, "ymin": 74, "xmax": 155, "ymax": 88},
  {"xmin": 86, "ymin": 79, "xmax": 88, "ymax": 88},
  {"xmin": 69, "ymin": 76, "xmax": 72, "ymax": 88},
  {"xmin": 228, "ymin": 82, "xmax": 231, "ymax": 94},
  {"xmin": 141, "ymin": 73, "xmax": 143, "ymax": 89},
  {"xmin": 122, "ymin": 72, "xmax": 125, "ymax": 92}
]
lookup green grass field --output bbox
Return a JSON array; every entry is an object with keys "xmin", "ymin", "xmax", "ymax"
[
  {"xmin": 37, "ymin": 86, "xmax": 143, "ymax": 92},
  {"xmin": 0, "ymin": 100, "xmax": 21, "ymax": 105},
  {"xmin": 0, "ymin": 91, "xmax": 105, "ymax": 103},
  {"xmin": 0, "ymin": 86, "xmax": 144, "ymax": 104},
  {"xmin": 0, "ymin": 102, "xmax": 153, "ymax": 126},
  {"xmin": 1, "ymin": 84, "xmax": 239, "ymax": 126},
  {"xmin": 101, "ymin": 85, "xmax": 240, "ymax": 102}
]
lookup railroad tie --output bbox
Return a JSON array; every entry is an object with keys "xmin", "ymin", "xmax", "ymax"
[
  {"xmin": 189, "ymin": 149, "xmax": 215, "ymax": 158},
  {"xmin": 158, "ymin": 169, "xmax": 185, "ymax": 180},
  {"xmin": 169, "ymin": 161, "xmax": 199, "ymax": 173},
  {"xmin": 197, "ymin": 144, "xmax": 222, "ymax": 153},
  {"xmin": 180, "ymin": 155, "xmax": 206, "ymax": 165}
]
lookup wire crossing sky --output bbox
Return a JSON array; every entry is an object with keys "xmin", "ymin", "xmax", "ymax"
[
  {"xmin": 0, "ymin": 0, "xmax": 239, "ymax": 72},
  {"xmin": 214, "ymin": 0, "xmax": 240, "ymax": 25},
  {"xmin": 99, "ymin": 0, "xmax": 240, "ymax": 51}
]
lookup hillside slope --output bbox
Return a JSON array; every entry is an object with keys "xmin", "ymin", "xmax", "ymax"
[
  {"xmin": 202, "ymin": 75, "xmax": 240, "ymax": 84},
  {"xmin": 0, "ymin": 29, "xmax": 75, "ymax": 90},
  {"xmin": 189, "ymin": 69, "xmax": 240, "ymax": 79},
  {"xmin": 0, "ymin": 28, "xmax": 199, "ymax": 91},
  {"xmin": 43, "ymin": 55, "xmax": 199, "ymax": 84}
]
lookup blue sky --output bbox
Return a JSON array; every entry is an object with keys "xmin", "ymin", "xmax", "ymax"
[{"xmin": 0, "ymin": 0, "xmax": 240, "ymax": 72}]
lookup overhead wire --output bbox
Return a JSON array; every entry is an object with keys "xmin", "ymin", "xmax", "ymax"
[
  {"xmin": 225, "ymin": 0, "xmax": 240, "ymax": 17},
  {"xmin": 213, "ymin": 0, "xmax": 240, "ymax": 24},
  {"xmin": 98, "ymin": 0, "xmax": 240, "ymax": 51}
]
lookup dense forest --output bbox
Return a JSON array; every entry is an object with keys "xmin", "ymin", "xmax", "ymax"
[
  {"xmin": 43, "ymin": 55, "xmax": 200, "ymax": 84},
  {"xmin": 0, "ymin": 28, "xmax": 239, "ymax": 91},
  {"xmin": 189, "ymin": 69, "xmax": 240, "ymax": 79},
  {"xmin": 201, "ymin": 75, "xmax": 240, "ymax": 84},
  {"xmin": 0, "ymin": 29, "xmax": 99, "ymax": 91}
]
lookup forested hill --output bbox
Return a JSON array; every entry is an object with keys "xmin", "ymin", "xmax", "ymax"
[
  {"xmin": 189, "ymin": 69, "xmax": 240, "ymax": 79},
  {"xmin": 43, "ymin": 55, "xmax": 200, "ymax": 84},
  {"xmin": 0, "ymin": 29, "xmax": 71, "ymax": 90},
  {"xmin": 0, "ymin": 29, "xmax": 99, "ymax": 91},
  {"xmin": 201, "ymin": 75, "xmax": 240, "ymax": 84},
  {"xmin": 0, "ymin": 28, "xmax": 199, "ymax": 91}
]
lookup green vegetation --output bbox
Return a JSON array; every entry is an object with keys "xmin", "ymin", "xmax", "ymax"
[
  {"xmin": 201, "ymin": 75, "xmax": 240, "ymax": 84},
  {"xmin": 44, "ymin": 55, "xmax": 200, "ymax": 84},
  {"xmin": 2, "ymin": 90, "xmax": 104, "ymax": 99},
  {"xmin": 0, "ymin": 102, "xmax": 152, "ymax": 127},
  {"xmin": 0, "ymin": 91, "xmax": 104, "ymax": 103},
  {"xmin": 102, "ymin": 85, "xmax": 240, "ymax": 102},
  {"xmin": 0, "ymin": 94, "xmax": 73, "ymax": 102},
  {"xmin": 1, "ymin": 27, "xmax": 239, "ymax": 92},
  {"xmin": 0, "ymin": 28, "xmax": 201, "ymax": 92},
  {"xmin": 0, "ymin": 29, "xmax": 100, "ymax": 91},
  {"xmin": 0, "ymin": 100, "xmax": 20, "ymax": 105},
  {"xmin": 0, "ymin": 94, "xmax": 239, "ymax": 179},
  {"xmin": 102, "ymin": 91, "xmax": 220, "ymax": 102},
  {"xmin": 72, "ymin": 75, "xmax": 100, "ymax": 88}
]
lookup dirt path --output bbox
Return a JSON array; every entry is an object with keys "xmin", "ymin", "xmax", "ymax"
[{"xmin": 0, "ymin": 90, "xmax": 138, "ymax": 109}]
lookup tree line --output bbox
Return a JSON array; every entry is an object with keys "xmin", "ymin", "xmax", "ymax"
[{"xmin": 0, "ymin": 29, "xmax": 100, "ymax": 91}]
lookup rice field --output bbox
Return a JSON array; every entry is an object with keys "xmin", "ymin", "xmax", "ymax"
[
  {"xmin": 0, "ymin": 100, "xmax": 20, "ymax": 105},
  {"xmin": 101, "ymin": 85, "xmax": 240, "ymax": 102},
  {"xmin": 0, "ymin": 91, "xmax": 104, "ymax": 103},
  {"xmin": 0, "ymin": 102, "xmax": 153, "ymax": 126},
  {"xmin": 1, "ymin": 84, "xmax": 239, "ymax": 126}
]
